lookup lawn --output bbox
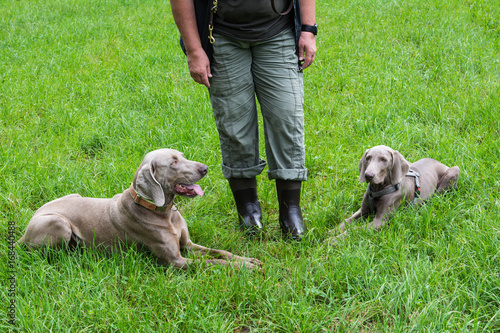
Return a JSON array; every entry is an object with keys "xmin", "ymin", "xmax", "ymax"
[{"xmin": 1, "ymin": 0, "xmax": 499, "ymax": 331}]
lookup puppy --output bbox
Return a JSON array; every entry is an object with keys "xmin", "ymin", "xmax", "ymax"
[{"xmin": 332, "ymin": 145, "xmax": 459, "ymax": 240}]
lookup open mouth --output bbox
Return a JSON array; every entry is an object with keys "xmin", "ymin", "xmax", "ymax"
[{"xmin": 174, "ymin": 183, "xmax": 204, "ymax": 198}]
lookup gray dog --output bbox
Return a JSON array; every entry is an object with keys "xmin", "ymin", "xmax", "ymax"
[
  {"xmin": 19, "ymin": 149, "xmax": 261, "ymax": 270},
  {"xmin": 331, "ymin": 145, "xmax": 460, "ymax": 241}
]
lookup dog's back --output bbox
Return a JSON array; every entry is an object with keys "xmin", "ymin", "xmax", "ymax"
[
  {"xmin": 409, "ymin": 158, "xmax": 459, "ymax": 201},
  {"xmin": 20, "ymin": 193, "xmax": 122, "ymax": 248}
]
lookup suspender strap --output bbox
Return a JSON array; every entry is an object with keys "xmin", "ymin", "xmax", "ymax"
[{"xmin": 271, "ymin": 0, "xmax": 293, "ymax": 15}]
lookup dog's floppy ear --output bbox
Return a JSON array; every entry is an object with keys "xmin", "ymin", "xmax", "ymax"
[
  {"xmin": 134, "ymin": 159, "xmax": 166, "ymax": 207},
  {"xmin": 358, "ymin": 149, "xmax": 370, "ymax": 183},
  {"xmin": 390, "ymin": 149, "xmax": 410, "ymax": 185}
]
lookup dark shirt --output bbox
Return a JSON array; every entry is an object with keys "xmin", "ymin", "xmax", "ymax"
[{"xmin": 213, "ymin": 0, "xmax": 294, "ymax": 41}]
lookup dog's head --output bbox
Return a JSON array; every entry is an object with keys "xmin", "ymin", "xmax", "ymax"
[
  {"xmin": 133, "ymin": 149, "xmax": 208, "ymax": 207},
  {"xmin": 358, "ymin": 145, "xmax": 410, "ymax": 186}
]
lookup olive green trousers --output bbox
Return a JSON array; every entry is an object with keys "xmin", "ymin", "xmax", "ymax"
[{"xmin": 208, "ymin": 29, "xmax": 307, "ymax": 181}]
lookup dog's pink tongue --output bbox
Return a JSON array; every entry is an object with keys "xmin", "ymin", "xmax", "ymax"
[{"xmin": 187, "ymin": 184, "xmax": 204, "ymax": 197}]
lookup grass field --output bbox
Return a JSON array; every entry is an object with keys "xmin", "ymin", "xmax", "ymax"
[{"xmin": 1, "ymin": 0, "xmax": 499, "ymax": 331}]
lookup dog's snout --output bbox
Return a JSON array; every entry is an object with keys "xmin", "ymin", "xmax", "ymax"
[
  {"xmin": 198, "ymin": 164, "xmax": 208, "ymax": 176},
  {"xmin": 365, "ymin": 171, "xmax": 374, "ymax": 181}
]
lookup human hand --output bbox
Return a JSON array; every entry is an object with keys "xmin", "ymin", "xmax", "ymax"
[
  {"xmin": 186, "ymin": 48, "xmax": 212, "ymax": 88},
  {"xmin": 298, "ymin": 31, "xmax": 317, "ymax": 70}
]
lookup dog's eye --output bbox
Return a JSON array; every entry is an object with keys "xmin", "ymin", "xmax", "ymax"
[
  {"xmin": 380, "ymin": 157, "xmax": 388, "ymax": 163},
  {"xmin": 171, "ymin": 158, "xmax": 178, "ymax": 166},
  {"xmin": 366, "ymin": 156, "xmax": 372, "ymax": 161}
]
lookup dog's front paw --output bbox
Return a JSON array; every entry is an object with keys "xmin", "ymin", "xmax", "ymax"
[
  {"xmin": 238, "ymin": 259, "xmax": 262, "ymax": 270},
  {"xmin": 326, "ymin": 231, "xmax": 347, "ymax": 244},
  {"xmin": 248, "ymin": 257, "xmax": 263, "ymax": 267},
  {"xmin": 339, "ymin": 218, "xmax": 353, "ymax": 231},
  {"xmin": 232, "ymin": 256, "xmax": 262, "ymax": 269}
]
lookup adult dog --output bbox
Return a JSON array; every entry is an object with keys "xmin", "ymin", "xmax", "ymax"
[
  {"xmin": 19, "ymin": 149, "xmax": 261, "ymax": 270},
  {"xmin": 332, "ymin": 145, "xmax": 460, "ymax": 241}
]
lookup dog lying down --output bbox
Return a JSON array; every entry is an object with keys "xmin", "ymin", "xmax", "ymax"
[
  {"xmin": 331, "ymin": 145, "xmax": 460, "ymax": 241},
  {"xmin": 19, "ymin": 149, "xmax": 261, "ymax": 270}
]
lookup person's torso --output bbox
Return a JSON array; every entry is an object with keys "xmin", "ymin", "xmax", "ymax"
[{"xmin": 213, "ymin": 0, "xmax": 294, "ymax": 41}]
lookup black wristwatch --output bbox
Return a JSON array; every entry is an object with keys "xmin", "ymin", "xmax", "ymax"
[{"xmin": 301, "ymin": 24, "xmax": 318, "ymax": 35}]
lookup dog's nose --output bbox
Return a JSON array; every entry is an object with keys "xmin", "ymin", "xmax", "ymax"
[
  {"xmin": 198, "ymin": 164, "xmax": 208, "ymax": 176},
  {"xmin": 365, "ymin": 171, "xmax": 374, "ymax": 181}
]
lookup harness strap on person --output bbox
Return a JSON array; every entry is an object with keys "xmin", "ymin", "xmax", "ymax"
[
  {"xmin": 208, "ymin": 0, "xmax": 218, "ymax": 44},
  {"xmin": 271, "ymin": 0, "xmax": 293, "ymax": 16}
]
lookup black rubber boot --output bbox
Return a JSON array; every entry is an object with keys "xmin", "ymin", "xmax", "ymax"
[
  {"xmin": 276, "ymin": 180, "xmax": 304, "ymax": 241},
  {"xmin": 229, "ymin": 178, "xmax": 263, "ymax": 234}
]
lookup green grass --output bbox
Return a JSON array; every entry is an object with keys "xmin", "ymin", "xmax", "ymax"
[{"xmin": 1, "ymin": 0, "xmax": 499, "ymax": 331}]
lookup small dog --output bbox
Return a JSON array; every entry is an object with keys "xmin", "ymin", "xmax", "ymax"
[
  {"xmin": 19, "ymin": 149, "xmax": 261, "ymax": 270},
  {"xmin": 332, "ymin": 145, "xmax": 460, "ymax": 241}
]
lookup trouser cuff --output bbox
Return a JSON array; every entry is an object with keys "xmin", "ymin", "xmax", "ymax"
[
  {"xmin": 268, "ymin": 168, "xmax": 308, "ymax": 181},
  {"xmin": 222, "ymin": 159, "xmax": 267, "ymax": 179}
]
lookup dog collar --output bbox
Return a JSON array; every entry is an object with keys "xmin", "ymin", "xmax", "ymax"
[
  {"xmin": 129, "ymin": 187, "xmax": 173, "ymax": 212},
  {"xmin": 367, "ymin": 182, "xmax": 401, "ymax": 213},
  {"xmin": 369, "ymin": 182, "xmax": 401, "ymax": 199}
]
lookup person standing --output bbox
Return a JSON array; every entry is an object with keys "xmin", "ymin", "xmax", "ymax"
[{"xmin": 170, "ymin": 0, "xmax": 317, "ymax": 240}]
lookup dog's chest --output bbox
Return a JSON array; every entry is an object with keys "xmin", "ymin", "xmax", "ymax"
[{"xmin": 169, "ymin": 210, "xmax": 188, "ymax": 235}]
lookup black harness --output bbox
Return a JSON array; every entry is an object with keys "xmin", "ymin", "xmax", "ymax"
[{"xmin": 366, "ymin": 170, "xmax": 421, "ymax": 214}]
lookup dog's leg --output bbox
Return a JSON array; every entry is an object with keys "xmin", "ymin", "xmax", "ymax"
[
  {"xmin": 329, "ymin": 205, "xmax": 364, "ymax": 242},
  {"xmin": 331, "ymin": 210, "xmax": 387, "ymax": 243},
  {"xmin": 329, "ymin": 211, "xmax": 359, "ymax": 243},
  {"xmin": 330, "ymin": 198, "xmax": 370, "ymax": 242},
  {"xmin": 330, "ymin": 230, "xmax": 348, "ymax": 243},
  {"xmin": 167, "ymin": 255, "xmax": 258, "ymax": 270},
  {"xmin": 145, "ymin": 241, "xmax": 194, "ymax": 270},
  {"xmin": 366, "ymin": 214, "xmax": 388, "ymax": 230},
  {"xmin": 157, "ymin": 255, "xmax": 231, "ymax": 270},
  {"xmin": 365, "ymin": 196, "xmax": 404, "ymax": 231},
  {"xmin": 185, "ymin": 241, "xmax": 262, "ymax": 269},
  {"xmin": 338, "ymin": 208, "xmax": 363, "ymax": 231},
  {"xmin": 436, "ymin": 166, "xmax": 460, "ymax": 193},
  {"xmin": 167, "ymin": 256, "xmax": 231, "ymax": 270},
  {"xmin": 20, "ymin": 214, "xmax": 73, "ymax": 248},
  {"xmin": 148, "ymin": 241, "xmax": 261, "ymax": 270}
]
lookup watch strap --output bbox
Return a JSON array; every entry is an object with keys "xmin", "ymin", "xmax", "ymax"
[{"xmin": 301, "ymin": 24, "xmax": 318, "ymax": 35}]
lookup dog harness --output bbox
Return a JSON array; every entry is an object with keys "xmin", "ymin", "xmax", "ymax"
[
  {"xmin": 406, "ymin": 170, "xmax": 421, "ymax": 204},
  {"xmin": 129, "ymin": 187, "xmax": 173, "ymax": 212},
  {"xmin": 366, "ymin": 170, "xmax": 421, "ymax": 214}
]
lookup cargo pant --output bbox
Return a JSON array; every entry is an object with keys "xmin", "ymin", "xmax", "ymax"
[{"xmin": 208, "ymin": 29, "xmax": 307, "ymax": 181}]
